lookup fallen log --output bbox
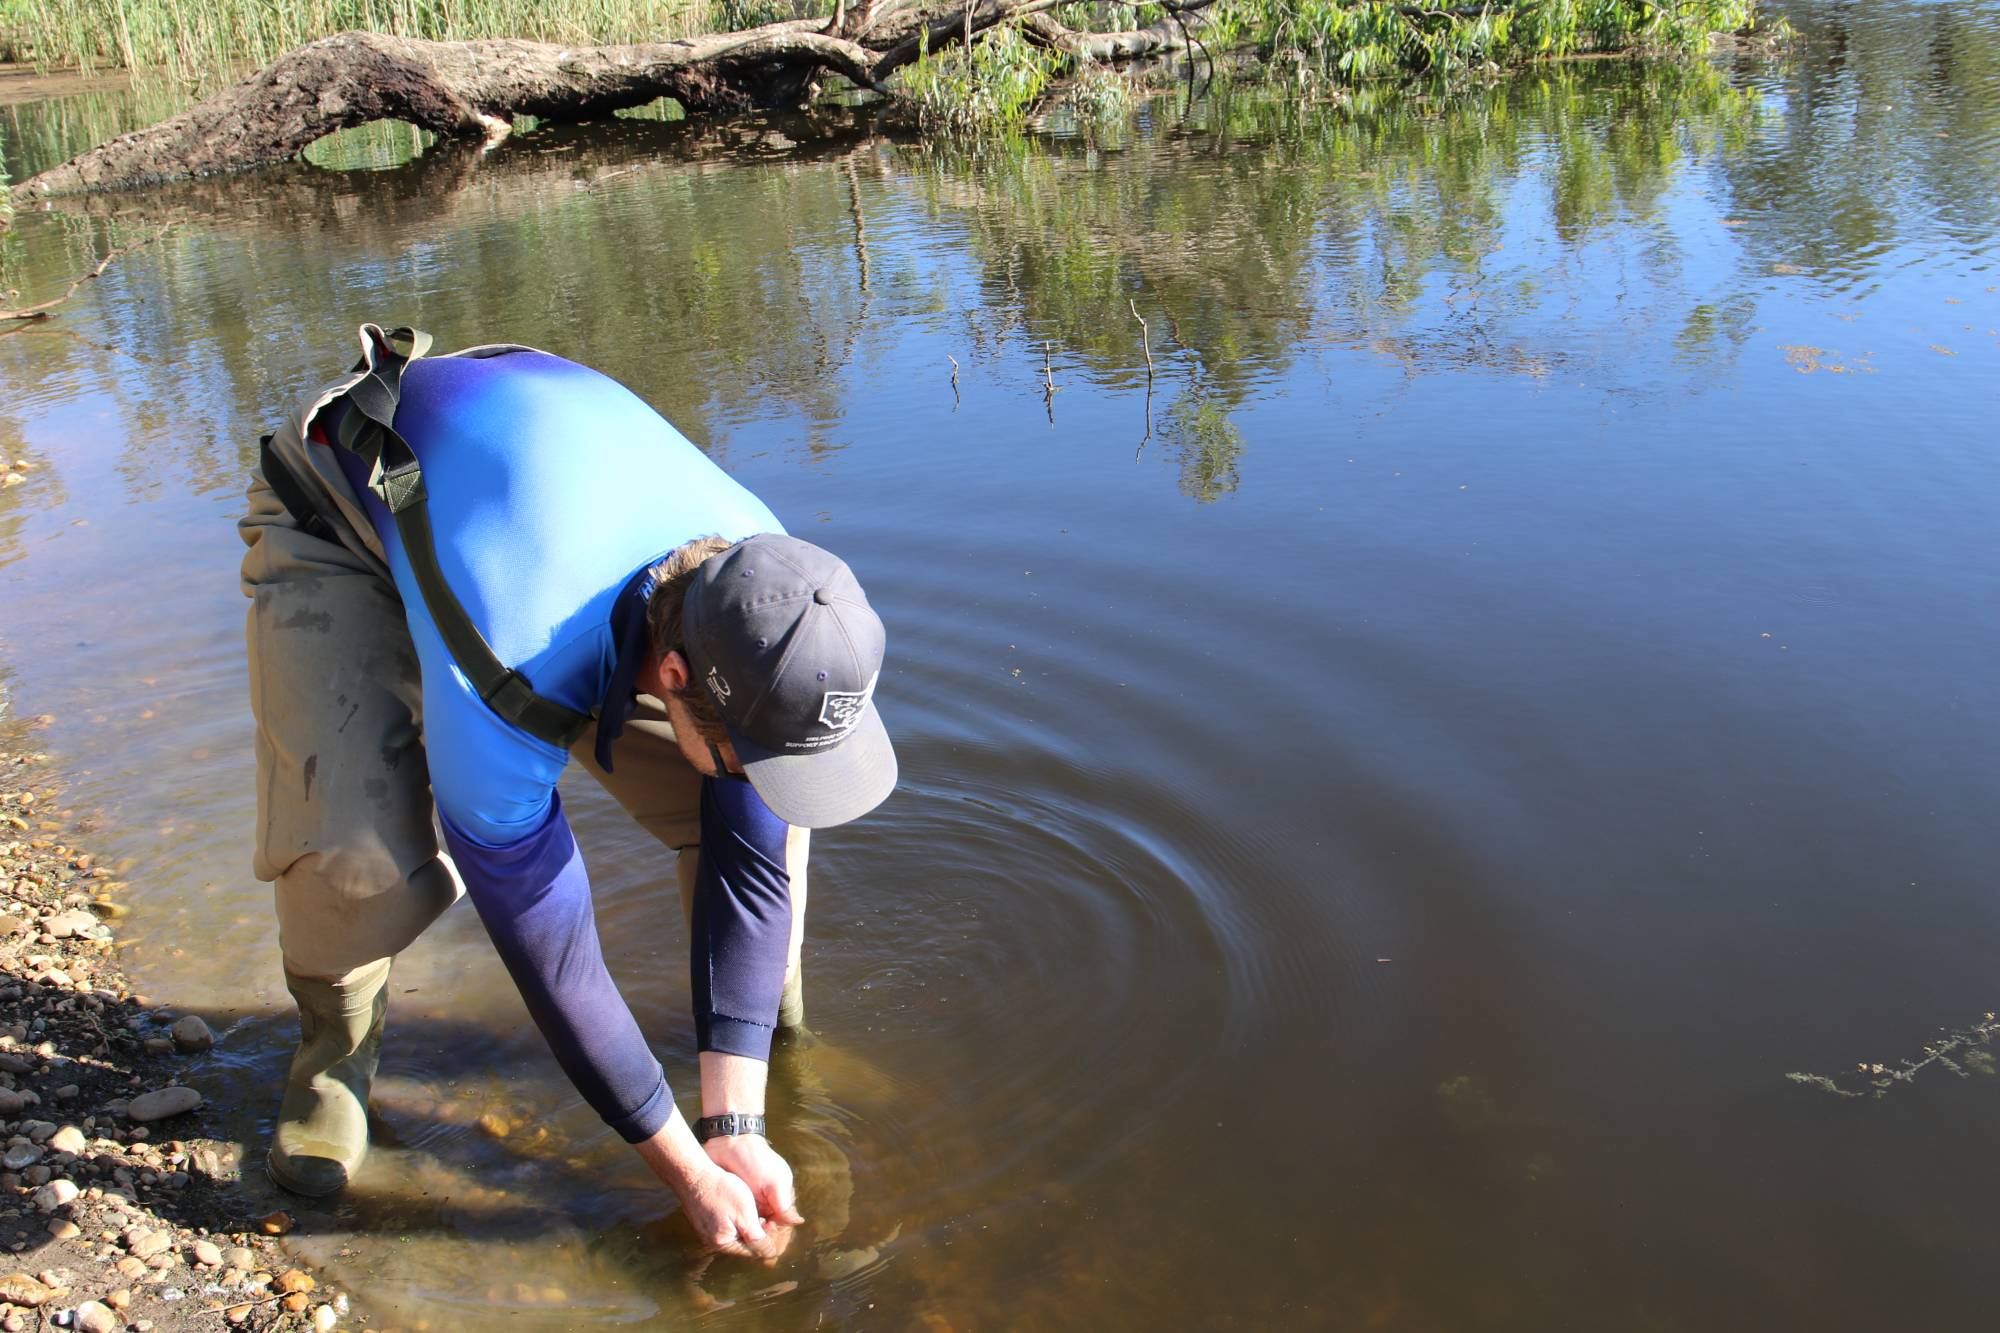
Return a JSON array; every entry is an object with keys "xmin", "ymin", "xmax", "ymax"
[
  {"xmin": 10, "ymin": 0, "xmax": 1190, "ymax": 202},
  {"xmin": 1021, "ymin": 10, "xmax": 1206, "ymax": 62}
]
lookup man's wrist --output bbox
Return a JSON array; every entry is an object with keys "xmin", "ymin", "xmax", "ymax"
[
  {"xmin": 698, "ymin": 1050, "xmax": 768, "ymax": 1119},
  {"xmin": 634, "ymin": 1106, "xmax": 725, "ymax": 1202}
]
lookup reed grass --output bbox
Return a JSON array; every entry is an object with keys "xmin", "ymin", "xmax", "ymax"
[{"xmin": 11, "ymin": 0, "xmax": 722, "ymax": 90}]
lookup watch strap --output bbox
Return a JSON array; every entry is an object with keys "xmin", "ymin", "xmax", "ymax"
[{"xmin": 694, "ymin": 1112, "xmax": 768, "ymax": 1142}]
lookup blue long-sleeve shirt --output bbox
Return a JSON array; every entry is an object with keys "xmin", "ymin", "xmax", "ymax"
[{"xmin": 318, "ymin": 346, "xmax": 794, "ymax": 1141}]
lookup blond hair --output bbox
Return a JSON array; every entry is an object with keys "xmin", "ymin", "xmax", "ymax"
[{"xmin": 645, "ymin": 535, "xmax": 735, "ymax": 742}]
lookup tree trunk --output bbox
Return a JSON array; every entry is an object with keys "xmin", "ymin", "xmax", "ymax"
[{"xmin": 10, "ymin": 0, "xmax": 1184, "ymax": 203}]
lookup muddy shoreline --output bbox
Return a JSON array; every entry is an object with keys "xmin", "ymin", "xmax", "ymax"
[
  {"xmin": 0, "ymin": 65, "xmax": 134, "ymax": 110},
  {"xmin": 0, "ymin": 715, "xmax": 348, "ymax": 1332}
]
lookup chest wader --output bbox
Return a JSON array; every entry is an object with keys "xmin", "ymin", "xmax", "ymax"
[
  {"xmin": 259, "ymin": 324, "xmax": 590, "ymax": 1197},
  {"xmin": 267, "ymin": 323, "xmax": 597, "ymax": 748}
]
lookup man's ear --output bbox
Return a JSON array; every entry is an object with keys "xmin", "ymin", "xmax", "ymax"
[{"xmin": 645, "ymin": 649, "xmax": 692, "ymax": 698}]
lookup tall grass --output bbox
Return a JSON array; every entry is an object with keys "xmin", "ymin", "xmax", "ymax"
[
  {"xmin": 15, "ymin": 0, "xmax": 722, "ymax": 89},
  {"xmin": 1, "ymin": 0, "xmax": 22, "ymax": 62}
]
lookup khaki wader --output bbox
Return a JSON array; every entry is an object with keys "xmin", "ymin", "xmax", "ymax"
[{"xmin": 240, "ymin": 376, "xmax": 807, "ymax": 1195}]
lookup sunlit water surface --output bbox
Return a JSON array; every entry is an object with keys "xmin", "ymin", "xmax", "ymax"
[{"xmin": 3, "ymin": 2, "xmax": 1999, "ymax": 1326}]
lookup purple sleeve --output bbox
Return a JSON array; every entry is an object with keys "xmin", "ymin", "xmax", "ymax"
[
  {"xmin": 691, "ymin": 776, "xmax": 794, "ymax": 1062},
  {"xmin": 440, "ymin": 794, "xmax": 674, "ymax": 1143}
]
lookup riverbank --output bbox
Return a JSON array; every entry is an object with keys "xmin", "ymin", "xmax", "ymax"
[
  {"xmin": 6, "ymin": 0, "xmax": 1787, "ymax": 203},
  {"xmin": 0, "ymin": 719, "xmax": 346, "ymax": 1331}
]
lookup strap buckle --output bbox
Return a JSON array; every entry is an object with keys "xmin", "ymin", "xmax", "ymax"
[
  {"xmin": 482, "ymin": 668, "xmax": 539, "ymax": 714},
  {"xmin": 370, "ymin": 456, "xmax": 426, "ymax": 513}
]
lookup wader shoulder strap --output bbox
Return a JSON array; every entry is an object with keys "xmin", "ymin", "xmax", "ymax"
[
  {"xmin": 258, "ymin": 433, "xmax": 333, "ymax": 542},
  {"xmin": 328, "ymin": 323, "xmax": 594, "ymax": 750}
]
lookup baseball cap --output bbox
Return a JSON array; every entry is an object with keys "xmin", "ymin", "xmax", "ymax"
[{"xmin": 681, "ymin": 534, "xmax": 897, "ymax": 828}]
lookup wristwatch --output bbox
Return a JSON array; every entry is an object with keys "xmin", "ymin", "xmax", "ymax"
[{"xmin": 693, "ymin": 1112, "xmax": 767, "ymax": 1142}]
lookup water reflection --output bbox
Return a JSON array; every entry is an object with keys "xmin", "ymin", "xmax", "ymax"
[{"xmin": 3, "ymin": 2, "xmax": 1999, "ymax": 1326}]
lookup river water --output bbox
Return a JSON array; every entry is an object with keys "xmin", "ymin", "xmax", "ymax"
[{"xmin": 3, "ymin": 2, "xmax": 1999, "ymax": 1327}]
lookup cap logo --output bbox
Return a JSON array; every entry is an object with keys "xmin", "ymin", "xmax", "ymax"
[
  {"xmin": 706, "ymin": 667, "xmax": 733, "ymax": 704},
  {"xmin": 818, "ymin": 672, "xmax": 876, "ymax": 736}
]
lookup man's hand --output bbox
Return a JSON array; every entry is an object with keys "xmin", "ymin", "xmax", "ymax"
[
  {"xmin": 634, "ymin": 1107, "xmax": 796, "ymax": 1261},
  {"xmin": 680, "ymin": 1159, "xmax": 795, "ymax": 1260},
  {"xmin": 705, "ymin": 1134, "xmax": 806, "ymax": 1227}
]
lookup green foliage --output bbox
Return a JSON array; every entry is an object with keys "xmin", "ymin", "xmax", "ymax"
[
  {"xmin": 1221, "ymin": 0, "xmax": 1759, "ymax": 82},
  {"xmin": 1067, "ymin": 60, "xmax": 1132, "ymax": 124},
  {"xmin": 15, "ymin": 0, "xmax": 716, "ymax": 89},
  {"xmin": 714, "ymin": 0, "xmax": 797, "ymax": 30},
  {"xmin": 0, "ymin": 0, "xmax": 26, "ymax": 61},
  {"xmin": 899, "ymin": 28, "xmax": 1062, "ymax": 133}
]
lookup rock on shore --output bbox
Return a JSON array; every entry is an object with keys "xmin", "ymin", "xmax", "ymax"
[{"xmin": 0, "ymin": 730, "xmax": 349, "ymax": 1331}]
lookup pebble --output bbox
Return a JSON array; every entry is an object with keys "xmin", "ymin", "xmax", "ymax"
[
  {"xmin": 224, "ymin": 1246, "xmax": 255, "ymax": 1270},
  {"xmin": 0, "ymin": 1317, "xmax": 19, "ymax": 1333},
  {"xmin": 47, "ymin": 1126, "xmax": 86, "ymax": 1155},
  {"xmin": 190, "ymin": 1239, "xmax": 222, "ymax": 1267},
  {"xmin": 0, "ymin": 1272, "xmax": 54, "ymax": 1306},
  {"xmin": 70, "ymin": 1301, "xmax": 117, "ymax": 1333},
  {"xmin": 259, "ymin": 1209, "xmax": 294, "ymax": 1235},
  {"xmin": 277, "ymin": 1268, "xmax": 316, "ymax": 1294},
  {"xmin": 168, "ymin": 1015, "xmax": 214, "ymax": 1052},
  {"xmin": 125, "ymin": 1087, "xmax": 201, "ymax": 1122},
  {"xmin": 0, "ymin": 1089, "xmax": 25, "ymax": 1114},
  {"xmin": 113, "ymin": 1258, "xmax": 146, "ymax": 1280},
  {"xmin": 45, "ymin": 1219, "xmax": 79, "ymax": 1240},
  {"xmin": 1, "ymin": 1143, "xmax": 41, "ymax": 1170},
  {"xmin": 42, "ymin": 911, "xmax": 97, "ymax": 940},
  {"xmin": 32, "ymin": 1179, "xmax": 78, "ymax": 1211},
  {"xmin": 126, "ymin": 1231, "xmax": 171, "ymax": 1260},
  {"xmin": 104, "ymin": 1289, "xmax": 130, "ymax": 1309},
  {"xmin": 313, "ymin": 1305, "xmax": 339, "ymax": 1331},
  {"xmin": 223, "ymin": 1305, "xmax": 253, "ymax": 1324},
  {"xmin": 282, "ymin": 1292, "xmax": 310, "ymax": 1313}
]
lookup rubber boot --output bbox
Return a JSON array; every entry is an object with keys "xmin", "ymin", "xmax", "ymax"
[{"xmin": 267, "ymin": 957, "xmax": 390, "ymax": 1197}]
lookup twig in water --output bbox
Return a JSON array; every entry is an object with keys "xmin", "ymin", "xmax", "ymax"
[
  {"xmin": 1, "ymin": 227, "xmax": 174, "ymax": 323},
  {"xmin": 1041, "ymin": 340, "xmax": 1060, "ymax": 426},
  {"xmin": 947, "ymin": 353, "xmax": 960, "ymax": 409},
  {"xmin": 578, "ymin": 164, "xmax": 641, "ymax": 188},
  {"xmin": 1130, "ymin": 301, "xmax": 1155, "ymax": 458},
  {"xmin": 1129, "ymin": 298, "xmax": 1154, "ymax": 384}
]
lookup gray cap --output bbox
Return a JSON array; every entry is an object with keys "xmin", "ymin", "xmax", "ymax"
[{"xmin": 681, "ymin": 534, "xmax": 897, "ymax": 828}]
